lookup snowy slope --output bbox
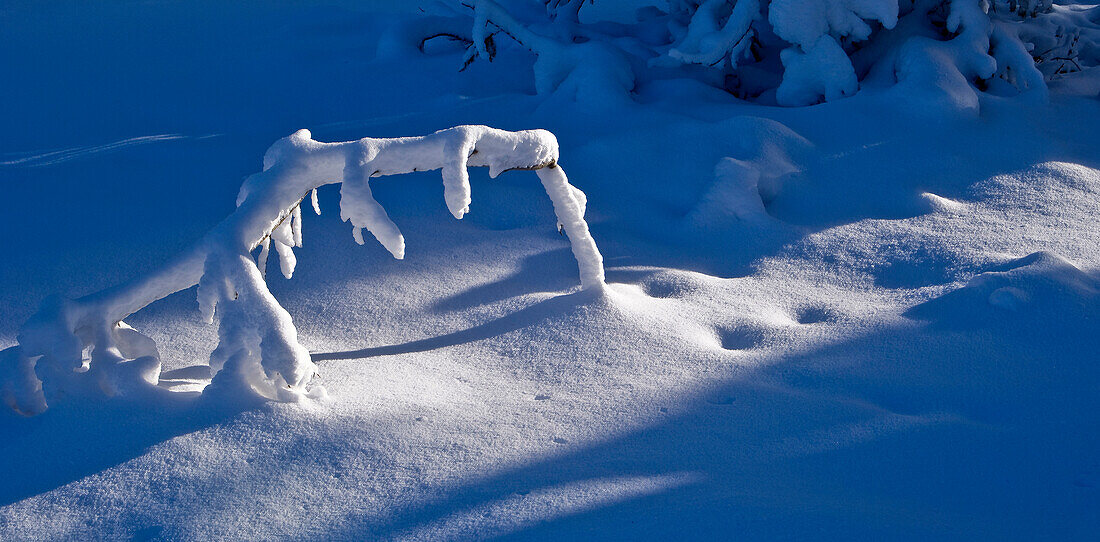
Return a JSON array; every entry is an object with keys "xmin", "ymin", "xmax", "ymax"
[{"xmin": 2, "ymin": 1, "xmax": 1099, "ymax": 540}]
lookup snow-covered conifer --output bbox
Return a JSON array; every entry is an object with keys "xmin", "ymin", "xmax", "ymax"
[{"xmin": 428, "ymin": 0, "xmax": 1098, "ymax": 107}]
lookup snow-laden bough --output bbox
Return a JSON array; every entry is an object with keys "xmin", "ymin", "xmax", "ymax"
[{"xmin": 0, "ymin": 126, "xmax": 605, "ymax": 416}]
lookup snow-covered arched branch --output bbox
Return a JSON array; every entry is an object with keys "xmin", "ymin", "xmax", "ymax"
[{"xmin": 1, "ymin": 126, "xmax": 605, "ymax": 416}]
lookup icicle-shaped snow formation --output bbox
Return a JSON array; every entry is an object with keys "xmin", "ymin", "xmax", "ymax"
[
  {"xmin": 0, "ymin": 125, "xmax": 604, "ymax": 416},
  {"xmin": 340, "ymin": 158, "xmax": 405, "ymax": 258}
]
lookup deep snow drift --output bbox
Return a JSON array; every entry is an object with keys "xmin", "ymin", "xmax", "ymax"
[{"xmin": 1, "ymin": 1, "xmax": 1099, "ymax": 540}]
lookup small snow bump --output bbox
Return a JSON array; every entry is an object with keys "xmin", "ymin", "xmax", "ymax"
[
  {"xmin": 920, "ymin": 192, "xmax": 967, "ymax": 213},
  {"xmin": 534, "ymin": 394, "xmax": 552, "ymax": 401}
]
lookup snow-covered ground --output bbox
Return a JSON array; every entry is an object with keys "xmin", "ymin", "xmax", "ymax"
[{"xmin": 2, "ymin": 1, "xmax": 1099, "ymax": 539}]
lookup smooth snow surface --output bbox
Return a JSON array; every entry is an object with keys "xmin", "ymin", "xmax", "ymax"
[{"xmin": 2, "ymin": 1, "xmax": 1099, "ymax": 540}]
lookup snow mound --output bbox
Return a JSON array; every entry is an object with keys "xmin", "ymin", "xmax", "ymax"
[
  {"xmin": 687, "ymin": 118, "xmax": 813, "ymax": 227},
  {"xmin": 906, "ymin": 250, "xmax": 1100, "ymax": 326},
  {"xmin": 919, "ymin": 191, "xmax": 968, "ymax": 214},
  {"xmin": 776, "ymin": 35, "xmax": 860, "ymax": 106}
]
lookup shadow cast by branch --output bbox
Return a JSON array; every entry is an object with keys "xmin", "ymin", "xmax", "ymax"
[{"xmin": 312, "ymin": 288, "xmax": 599, "ymax": 362}]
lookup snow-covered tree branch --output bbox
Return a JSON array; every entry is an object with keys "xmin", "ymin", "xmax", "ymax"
[{"xmin": 0, "ymin": 126, "xmax": 605, "ymax": 416}]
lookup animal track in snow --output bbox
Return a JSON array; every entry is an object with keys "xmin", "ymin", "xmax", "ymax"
[
  {"xmin": 793, "ymin": 305, "xmax": 840, "ymax": 325},
  {"xmin": 0, "ymin": 134, "xmax": 200, "ymax": 168},
  {"xmin": 705, "ymin": 395, "xmax": 736, "ymax": 405},
  {"xmin": 639, "ymin": 273, "xmax": 706, "ymax": 299},
  {"xmin": 715, "ymin": 324, "xmax": 769, "ymax": 350}
]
